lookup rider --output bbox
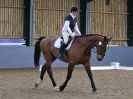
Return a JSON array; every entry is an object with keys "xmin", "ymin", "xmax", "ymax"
[{"xmin": 59, "ymin": 7, "xmax": 81, "ymax": 54}]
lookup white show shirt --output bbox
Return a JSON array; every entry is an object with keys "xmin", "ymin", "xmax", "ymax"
[{"xmin": 62, "ymin": 13, "xmax": 81, "ymax": 36}]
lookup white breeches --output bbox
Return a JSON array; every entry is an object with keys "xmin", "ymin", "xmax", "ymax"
[
  {"xmin": 62, "ymin": 32, "xmax": 78, "ymax": 44},
  {"xmin": 62, "ymin": 32, "xmax": 70, "ymax": 44}
]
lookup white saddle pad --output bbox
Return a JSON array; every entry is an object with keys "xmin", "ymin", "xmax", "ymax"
[{"xmin": 54, "ymin": 38, "xmax": 73, "ymax": 50}]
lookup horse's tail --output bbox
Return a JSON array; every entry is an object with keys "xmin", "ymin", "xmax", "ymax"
[{"xmin": 34, "ymin": 36, "xmax": 45, "ymax": 68}]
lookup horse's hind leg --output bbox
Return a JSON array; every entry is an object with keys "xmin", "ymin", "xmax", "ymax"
[
  {"xmin": 46, "ymin": 61, "xmax": 57, "ymax": 87},
  {"xmin": 35, "ymin": 64, "xmax": 47, "ymax": 88},
  {"xmin": 59, "ymin": 64, "xmax": 75, "ymax": 91},
  {"xmin": 35, "ymin": 57, "xmax": 58, "ymax": 89},
  {"xmin": 45, "ymin": 56, "xmax": 59, "ymax": 90}
]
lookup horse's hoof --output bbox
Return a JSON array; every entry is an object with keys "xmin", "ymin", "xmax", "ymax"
[
  {"xmin": 92, "ymin": 91, "xmax": 98, "ymax": 94},
  {"xmin": 34, "ymin": 79, "xmax": 42, "ymax": 88},
  {"xmin": 54, "ymin": 85, "xmax": 60, "ymax": 91},
  {"xmin": 34, "ymin": 83, "xmax": 39, "ymax": 88},
  {"xmin": 59, "ymin": 85, "xmax": 64, "ymax": 92}
]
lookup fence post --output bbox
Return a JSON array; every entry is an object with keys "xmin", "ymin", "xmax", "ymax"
[
  {"xmin": 80, "ymin": 0, "xmax": 86, "ymax": 35},
  {"xmin": 127, "ymin": 0, "xmax": 133, "ymax": 46},
  {"xmin": 23, "ymin": 0, "xmax": 34, "ymax": 46},
  {"xmin": 86, "ymin": 2, "xmax": 90, "ymax": 34}
]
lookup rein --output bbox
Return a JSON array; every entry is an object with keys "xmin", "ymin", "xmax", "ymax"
[{"xmin": 91, "ymin": 47, "xmax": 97, "ymax": 53}]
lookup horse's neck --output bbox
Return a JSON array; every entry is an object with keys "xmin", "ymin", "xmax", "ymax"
[
  {"xmin": 80, "ymin": 36, "xmax": 99, "ymax": 46},
  {"xmin": 75, "ymin": 36, "xmax": 101, "ymax": 50},
  {"xmin": 87, "ymin": 37, "xmax": 99, "ymax": 49}
]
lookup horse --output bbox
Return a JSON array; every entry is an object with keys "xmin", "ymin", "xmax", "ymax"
[{"xmin": 34, "ymin": 34, "xmax": 112, "ymax": 93}]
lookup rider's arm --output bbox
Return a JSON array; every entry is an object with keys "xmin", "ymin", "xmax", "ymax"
[
  {"xmin": 63, "ymin": 20, "xmax": 73, "ymax": 35},
  {"xmin": 74, "ymin": 22, "xmax": 81, "ymax": 35}
]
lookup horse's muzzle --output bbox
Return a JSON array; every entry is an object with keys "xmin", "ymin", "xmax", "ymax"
[
  {"xmin": 97, "ymin": 54, "xmax": 104, "ymax": 61},
  {"xmin": 98, "ymin": 58, "xmax": 102, "ymax": 61}
]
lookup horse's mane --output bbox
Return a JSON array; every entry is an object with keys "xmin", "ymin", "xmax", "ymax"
[{"xmin": 76, "ymin": 34, "xmax": 104, "ymax": 38}]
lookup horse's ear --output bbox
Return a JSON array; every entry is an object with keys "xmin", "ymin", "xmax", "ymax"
[{"xmin": 108, "ymin": 36, "xmax": 113, "ymax": 41}]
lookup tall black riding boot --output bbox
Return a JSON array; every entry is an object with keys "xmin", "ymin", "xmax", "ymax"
[{"xmin": 59, "ymin": 42, "xmax": 66, "ymax": 55}]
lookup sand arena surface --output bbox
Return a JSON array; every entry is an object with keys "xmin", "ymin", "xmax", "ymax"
[{"xmin": 0, "ymin": 68, "xmax": 133, "ymax": 99}]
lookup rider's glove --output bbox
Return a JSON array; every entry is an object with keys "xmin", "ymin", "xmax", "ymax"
[{"xmin": 71, "ymin": 33, "xmax": 76, "ymax": 37}]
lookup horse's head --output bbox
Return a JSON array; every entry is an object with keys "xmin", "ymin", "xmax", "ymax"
[{"xmin": 95, "ymin": 36, "xmax": 112, "ymax": 61}]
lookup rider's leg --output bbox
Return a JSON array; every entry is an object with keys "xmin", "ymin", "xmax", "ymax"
[
  {"xmin": 59, "ymin": 32, "xmax": 69, "ymax": 54},
  {"xmin": 59, "ymin": 42, "xmax": 66, "ymax": 54},
  {"xmin": 62, "ymin": 32, "xmax": 69, "ymax": 44}
]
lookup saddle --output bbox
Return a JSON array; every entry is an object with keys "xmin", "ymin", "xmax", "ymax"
[{"xmin": 54, "ymin": 36, "xmax": 73, "ymax": 50}]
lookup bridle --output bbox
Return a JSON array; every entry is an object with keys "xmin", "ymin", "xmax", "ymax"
[
  {"xmin": 91, "ymin": 41, "xmax": 109, "ymax": 56},
  {"xmin": 91, "ymin": 48, "xmax": 106, "ymax": 56}
]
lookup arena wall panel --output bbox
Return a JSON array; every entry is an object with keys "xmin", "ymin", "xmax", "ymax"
[{"xmin": 0, "ymin": 46, "xmax": 133, "ymax": 68}]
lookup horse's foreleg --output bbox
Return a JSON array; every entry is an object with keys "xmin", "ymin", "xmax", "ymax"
[
  {"xmin": 59, "ymin": 64, "xmax": 75, "ymax": 92},
  {"xmin": 84, "ymin": 62, "xmax": 97, "ymax": 94},
  {"xmin": 35, "ymin": 64, "xmax": 47, "ymax": 88}
]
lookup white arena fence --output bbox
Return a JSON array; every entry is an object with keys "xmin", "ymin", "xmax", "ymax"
[
  {"xmin": 38, "ymin": 64, "xmax": 133, "ymax": 72},
  {"xmin": 90, "ymin": 66, "xmax": 133, "ymax": 71}
]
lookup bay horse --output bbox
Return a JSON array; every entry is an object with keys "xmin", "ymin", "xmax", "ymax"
[{"xmin": 34, "ymin": 34, "xmax": 112, "ymax": 93}]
